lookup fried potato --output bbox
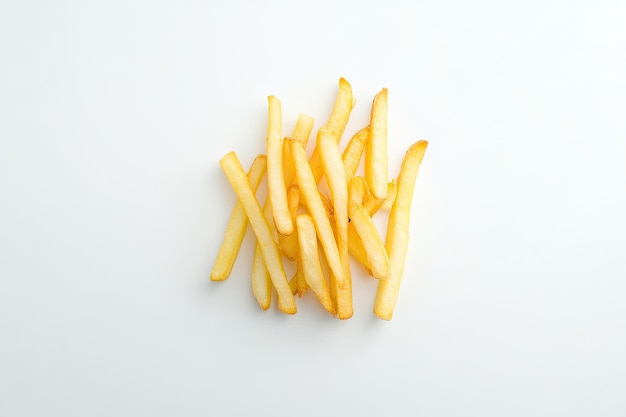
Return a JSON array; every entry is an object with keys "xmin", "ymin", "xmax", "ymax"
[
  {"xmin": 349, "ymin": 203, "xmax": 390, "ymax": 280},
  {"xmin": 366, "ymin": 88, "xmax": 388, "ymax": 200},
  {"xmin": 381, "ymin": 180, "xmax": 397, "ymax": 211},
  {"xmin": 374, "ymin": 140, "xmax": 428, "ymax": 320},
  {"xmin": 290, "ymin": 140, "xmax": 346, "ymax": 290},
  {"xmin": 349, "ymin": 176, "xmax": 368, "ymax": 206},
  {"xmin": 220, "ymin": 152, "xmax": 296, "ymax": 314},
  {"xmin": 251, "ymin": 241, "xmax": 271, "ymax": 310},
  {"xmin": 342, "ymin": 126, "xmax": 369, "ymax": 181},
  {"xmin": 277, "ymin": 185, "xmax": 300, "ymax": 260},
  {"xmin": 309, "ymin": 78, "xmax": 354, "ymax": 184},
  {"xmin": 266, "ymin": 96, "xmax": 293, "ymax": 236},
  {"xmin": 296, "ymin": 215, "xmax": 335, "ymax": 314},
  {"xmin": 211, "ymin": 154, "xmax": 267, "ymax": 281},
  {"xmin": 283, "ymin": 114, "xmax": 315, "ymax": 188}
]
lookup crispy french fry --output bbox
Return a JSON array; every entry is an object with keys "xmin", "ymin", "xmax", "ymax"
[
  {"xmin": 349, "ymin": 176, "xmax": 368, "ymax": 206},
  {"xmin": 380, "ymin": 180, "xmax": 397, "ymax": 211},
  {"xmin": 326, "ymin": 258, "xmax": 353, "ymax": 319},
  {"xmin": 342, "ymin": 126, "xmax": 369, "ymax": 181},
  {"xmin": 295, "ymin": 256, "xmax": 308, "ymax": 297},
  {"xmin": 211, "ymin": 154, "xmax": 267, "ymax": 281},
  {"xmin": 296, "ymin": 215, "xmax": 335, "ymax": 315},
  {"xmin": 220, "ymin": 152, "xmax": 296, "ymax": 314},
  {"xmin": 318, "ymin": 129, "xmax": 350, "ymax": 294},
  {"xmin": 267, "ymin": 96, "xmax": 293, "ymax": 236},
  {"xmin": 277, "ymin": 185, "xmax": 300, "ymax": 260},
  {"xmin": 283, "ymin": 114, "xmax": 315, "ymax": 188},
  {"xmin": 290, "ymin": 140, "xmax": 346, "ymax": 290},
  {"xmin": 292, "ymin": 113, "xmax": 315, "ymax": 146},
  {"xmin": 366, "ymin": 88, "xmax": 388, "ymax": 200},
  {"xmin": 349, "ymin": 203, "xmax": 390, "ymax": 279},
  {"xmin": 309, "ymin": 78, "xmax": 354, "ymax": 184},
  {"xmin": 251, "ymin": 241, "xmax": 271, "ymax": 310},
  {"xmin": 374, "ymin": 140, "xmax": 428, "ymax": 320},
  {"xmin": 348, "ymin": 224, "xmax": 370, "ymax": 268}
]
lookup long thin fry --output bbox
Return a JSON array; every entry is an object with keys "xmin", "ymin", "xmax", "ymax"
[
  {"xmin": 342, "ymin": 126, "xmax": 369, "ymax": 181},
  {"xmin": 318, "ymin": 129, "xmax": 350, "ymax": 294},
  {"xmin": 366, "ymin": 88, "xmax": 388, "ymax": 199},
  {"xmin": 290, "ymin": 140, "xmax": 346, "ymax": 290},
  {"xmin": 374, "ymin": 140, "xmax": 428, "ymax": 320},
  {"xmin": 349, "ymin": 176, "xmax": 367, "ymax": 206},
  {"xmin": 296, "ymin": 215, "xmax": 335, "ymax": 315},
  {"xmin": 267, "ymin": 96, "xmax": 293, "ymax": 236},
  {"xmin": 252, "ymin": 241, "xmax": 271, "ymax": 310},
  {"xmin": 211, "ymin": 154, "xmax": 267, "ymax": 281},
  {"xmin": 220, "ymin": 152, "xmax": 296, "ymax": 314},
  {"xmin": 309, "ymin": 78, "xmax": 354, "ymax": 183},
  {"xmin": 292, "ymin": 113, "xmax": 315, "ymax": 146}
]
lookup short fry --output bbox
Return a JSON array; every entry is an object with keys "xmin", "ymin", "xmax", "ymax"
[
  {"xmin": 342, "ymin": 126, "xmax": 369, "ymax": 181},
  {"xmin": 211, "ymin": 154, "xmax": 267, "ymax": 281},
  {"xmin": 267, "ymin": 96, "xmax": 293, "ymax": 236},
  {"xmin": 220, "ymin": 152, "xmax": 296, "ymax": 314},
  {"xmin": 349, "ymin": 203, "xmax": 390, "ymax": 279},
  {"xmin": 251, "ymin": 241, "xmax": 271, "ymax": 310},
  {"xmin": 296, "ymin": 215, "xmax": 335, "ymax": 315},
  {"xmin": 291, "ymin": 140, "xmax": 346, "ymax": 290},
  {"xmin": 366, "ymin": 88, "xmax": 388, "ymax": 199},
  {"xmin": 374, "ymin": 140, "xmax": 428, "ymax": 320}
]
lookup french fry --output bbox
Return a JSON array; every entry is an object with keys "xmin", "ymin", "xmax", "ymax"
[
  {"xmin": 362, "ymin": 189, "xmax": 384, "ymax": 216},
  {"xmin": 318, "ymin": 129, "xmax": 350, "ymax": 294},
  {"xmin": 211, "ymin": 154, "xmax": 267, "ymax": 281},
  {"xmin": 296, "ymin": 215, "xmax": 335, "ymax": 314},
  {"xmin": 251, "ymin": 242, "xmax": 271, "ymax": 310},
  {"xmin": 290, "ymin": 140, "xmax": 346, "ymax": 290},
  {"xmin": 366, "ymin": 88, "xmax": 388, "ymax": 200},
  {"xmin": 326, "ymin": 257, "xmax": 353, "ymax": 319},
  {"xmin": 266, "ymin": 96, "xmax": 293, "ymax": 236},
  {"xmin": 220, "ymin": 152, "xmax": 296, "ymax": 314},
  {"xmin": 380, "ymin": 180, "xmax": 397, "ymax": 211},
  {"xmin": 349, "ymin": 203, "xmax": 390, "ymax": 279},
  {"xmin": 283, "ymin": 114, "xmax": 315, "ymax": 188},
  {"xmin": 342, "ymin": 126, "xmax": 369, "ymax": 181},
  {"xmin": 347, "ymin": 225, "xmax": 370, "ymax": 269},
  {"xmin": 374, "ymin": 140, "xmax": 428, "ymax": 320},
  {"xmin": 295, "ymin": 256, "xmax": 308, "ymax": 297},
  {"xmin": 277, "ymin": 185, "xmax": 300, "ymax": 260},
  {"xmin": 349, "ymin": 176, "xmax": 368, "ymax": 206},
  {"xmin": 309, "ymin": 78, "xmax": 354, "ymax": 184}
]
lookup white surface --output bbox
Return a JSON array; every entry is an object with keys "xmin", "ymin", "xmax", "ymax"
[{"xmin": 1, "ymin": 1, "xmax": 625, "ymax": 416}]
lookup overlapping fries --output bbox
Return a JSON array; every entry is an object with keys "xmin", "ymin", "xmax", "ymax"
[{"xmin": 212, "ymin": 78, "xmax": 428, "ymax": 320}]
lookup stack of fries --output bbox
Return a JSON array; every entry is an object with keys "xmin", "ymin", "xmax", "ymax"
[{"xmin": 211, "ymin": 78, "xmax": 428, "ymax": 320}]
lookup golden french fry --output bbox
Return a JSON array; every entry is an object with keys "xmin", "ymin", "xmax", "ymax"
[
  {"xmin": 380, "ymin": 180, "xmax": 397, "ymax": 211},
  {"xmin": 347, "ymin": 224, "xmax": 370, "ymax": 268},
  {"xmin": 266, "ymin": 96, "xmax": 293, "ymax": 236},
  {"xmin": 318, "ymin": 129, "xmax": 349, "ymax": 293},
  {"xmin": 211, "ymin": 154, "xmax": 267, "ymax": 281},
  {"xmin": 290, "ymin": 140, "xmax": 346, "ymax": 290},
  {"xmin": 309, "ymin": 78, "xmax": 354, "ymax": 184},
  {"xmin": 292, "ymin": 113, "xmax": 315, "ymax": 146},
  {"xmin": 342, "ymin": 126, "xmax": 369, "ymax": 181},
  {"xmin": 325, "ymin": 256, "xmax": 353, "ymax": 319},
  {"xmin": 374, "ymin": 140, "xmax": 428, "ymax": 320},
  {"xmin": 349, "ymin": 176, "xmax": 368, "ymax": 206},
  {"xmin": 296, "ymin": 215, "xmax": 335, "ymax": 315},
  {"xmin": 251, "ymin": 241, "xmax": 271, "ymax": 310},
  {"xmin": 349, "ymin": 203, "xmax": 390, "ymax": 279},
  {"xmin": 220, "ymin": 152, "xmax": 296, "ymax": 314},
  {"xmin": 277, "ymin": 185, "xmax": 300, "ymax": 260},
  {"xmin": 295, "ymin": 256, "xmax": 308, "ymax": 297},
  {"xmin": 366, "ymin": 88, "xmax": 388, "ymax": 200}
]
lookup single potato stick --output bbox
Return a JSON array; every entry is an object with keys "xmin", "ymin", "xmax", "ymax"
[
  {"xmin": 296, "ymin": 215, "xmax": 335, "ymax": 315},
  {"xmin": 283, "ymin": 114, "xmax": 315, "ymax": 188},
  {"xmin": 349, "ymin": 176, "xmax": 368, "ymax": 206},
  {"xmin": 295, "ymin": 256, "xmax": 308, "ymax": 297},
  {"xmin": 266, "ymin": 96, "xmax": 293, "ymax": 236},
  {"xmin": 252, "ymin": 241, "xmax": 271, "ymax": 310},
  {"xmin": 318, "ymin": 129, "xmax": 350, "ymax": 294},
  {"xmin": 347, "ymin": 225, "xmax": 371, "ymax": 269},
  {"xmin": 325, "ymin": 255, "xmax": 353, "ymax": 319},
  {"xmin": 342, "ymin": 126, "xmax": 370, "ymax": 181},
  {"xmin": 220, "ymin": 152, "xmax": 296, "ymax": 314},
  {"xmin": 277, "ymin": 185, "xmax": 300, "ymax": 260},
  {"xmin": 374, "ymin": 140, "xmax": 428, "ymax": 320},
  {"xmin": 290, "ymin": 140, "xmax": 346, "ymax": 290},
  {"xmin": 366, "ymin": 88, "xmax": 388, "ymax": 200},
  {"xmin": 349, "ymin": 203, "xmax": 390, "ymax": 279},
  {"xmin": 309, "ymin": 78, "xmax": 354, "ymax": 184},
  {"xmin": 380, "ymin": 180, "xmax": 397, "ymax": 211},
  {"xmin": 211, "ymin": 154, "xmax": 267, "ymax": 281}
]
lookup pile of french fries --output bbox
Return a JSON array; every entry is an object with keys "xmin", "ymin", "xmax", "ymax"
[{"xmin": 211, "ymin": 78, "xmax": 428, "ymax": 320}]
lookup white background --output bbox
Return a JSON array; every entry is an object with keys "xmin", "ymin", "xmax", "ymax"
[{"xmin": 1, "ymin": 1, "xmax": 625, "ymax": 416}]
